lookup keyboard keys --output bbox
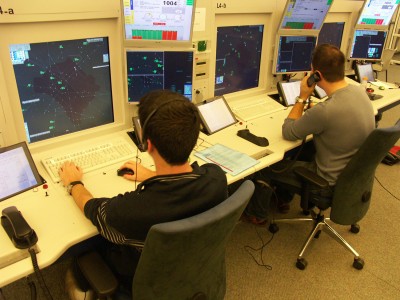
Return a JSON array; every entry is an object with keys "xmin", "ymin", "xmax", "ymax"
[{"xmin": 42, "ymin": 139, "xmax": 134, "ymax": 182}]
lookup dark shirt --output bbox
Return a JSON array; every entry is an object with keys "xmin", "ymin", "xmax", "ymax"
[{"xmin": 84, "ymin": 162, "xmax": 228, "ymax": 244}]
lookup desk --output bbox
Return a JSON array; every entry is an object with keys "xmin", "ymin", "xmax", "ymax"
[{"xmin": 1, "ymin": 81, "xmax": 399, "ymax": 288}]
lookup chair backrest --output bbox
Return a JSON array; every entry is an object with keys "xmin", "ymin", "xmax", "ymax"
[
  {"xmin": 330, "ymin": 120, "xmax": 400, "ymax": 225},
  {"xmin": 131, "ymin": 180, "xmax": 255, "ymax": 300}
]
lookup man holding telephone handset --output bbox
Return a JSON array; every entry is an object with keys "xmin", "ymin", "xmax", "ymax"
[{"xmin": 243, "ymin": 44, "xmax": 375, "ymax": 224}]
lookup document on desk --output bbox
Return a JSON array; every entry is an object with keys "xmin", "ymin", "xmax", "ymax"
[
  {"xmin": 194, "ymin": 144, "xmax": 259, "ymax": 176},
  {"xmin": 370, "ymin": 81, "xmax": 398, "ymax": 89}
]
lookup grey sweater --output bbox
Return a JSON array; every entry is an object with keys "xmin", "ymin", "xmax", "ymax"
[{"xmin": 282, "ymin": 84, "xmax": 375, "ymax": 185}]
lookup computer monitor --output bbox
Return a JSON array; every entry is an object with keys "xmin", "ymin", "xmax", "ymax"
[
  {"xmin": 349, "ymin": 30, "xmax": 387, "ymax": 60},
  {"xmin": 0, "ymin": 17, "xmax": 126, "ymax": 151},
  {"xmin": 357, "ymin": 0, "xmax": 399, "ymax": 28},
  {"xmin": 126, "ymin": 50, "xmax": 194, "ymax": 103},
  {"xmin": 279, "ymin": 0, "xmax": 334, "ymax": 31},
  {"xmin": 318, "ymin": 22, "xmax": 345, "ymax": 49},
  {"xmin": 214, "ymin": 25, "xmax": 263, "ymax": 97},
  {"xmin": 273, "ymin": 35, "xmax": 317, "ymax": 74},
  {"xmin": 9, "ymin": 37, "xmax": 114, "ymax": 144},
  {"xmin": 122, "ymin": 0, "xmax": 196, "ymax": 48}
]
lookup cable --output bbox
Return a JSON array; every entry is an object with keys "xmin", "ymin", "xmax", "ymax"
[
  {"xmin": 374, "ymin": 175, "xmax": 400, "ymax": 201},
  {"xmin": 243, "ymin": 179, "xmax": 282, "ymax": 270},
  {"xmin": 244, "ymin": 228, "xmax": 274, "ymax": 270},
  {"xmin": 134, "ymin": 147, "xmax": 139, "ymax": 190},
  {"xmin": 0, "ymin": 288, "xmax": 5, "ymax": 300},
  {"xmin": 27, "ymin": 276, "xmax": 37, "ymax": 300},
  {"xmin": 28, "ymin": 248, "xmax": 53, "ymax": 300},
  {"xmin": 269, "ymin": 139, "xmax": 307, "ymax": 174}
]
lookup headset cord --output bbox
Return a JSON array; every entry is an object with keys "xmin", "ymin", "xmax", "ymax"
[
  {"xmin": 28, "ymin": 246, "xmax": 53, "ymax": 300},
  {"xmin": 270, "ymin": 138, "xmax": 307, "ymax": 174},
  {"xmin": 26, "ymin": 275, "xmax": 37, "ymax": 300}
]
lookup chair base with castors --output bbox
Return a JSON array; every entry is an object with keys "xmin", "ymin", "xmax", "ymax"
[{"xmin": 269, "ymin": 208, "xmax": 365, "ymax": 270}]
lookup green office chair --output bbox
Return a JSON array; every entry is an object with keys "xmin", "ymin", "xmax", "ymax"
[
  {"xmin": 67, "ymin": 180, "xmax": 254, "ymax": 300},
  {"xmin": 269, "ymin": 120, "xmax": 400, "ymax": 270}
]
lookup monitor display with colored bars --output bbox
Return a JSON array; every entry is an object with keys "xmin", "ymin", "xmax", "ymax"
[
  {"xmin": 357, "ymin": 0, "xmax": 399, "ymax": 27},
  {"xmin": 280, "ymin": 0, "xmax": 334, "ymax": 30}
]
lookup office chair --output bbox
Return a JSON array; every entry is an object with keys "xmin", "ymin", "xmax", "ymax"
[
  {"xmin": 372, "ymin": 48, "xmax": 397, "ymax": 82},
  {"xmin": 269, "ymin": 120, "xmax": 400, "ymax": 270},
  {"xmin": 67, "ymin": 180, "xmax": 255, "ymax": 300}
]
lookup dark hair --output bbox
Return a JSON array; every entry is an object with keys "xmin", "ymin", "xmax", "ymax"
[
  {"xmin": 138, "ymin": 90, "xmax": 200, "ymax": 165},
  {"xmin": 312, "ymin": 44, "xmax": 345, "ymax": 82}
]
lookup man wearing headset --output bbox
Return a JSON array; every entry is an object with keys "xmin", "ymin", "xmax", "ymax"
[
  {"xmin": 59, "ymin": 90, "xmax": 228, "ymax": 289},
  {"xmin": 243, "ymin": 44, "xmax": 375, "ymax": 224}
]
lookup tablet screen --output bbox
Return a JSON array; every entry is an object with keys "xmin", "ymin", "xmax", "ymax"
[
  {"xmin": 277, "ymin": 81, "xmax": 301, "ymax": 106},
  {"xmin": 0, "ymin": 142, "xmax": 44, "ymax": 202},
  {"xmin": 197, "ymin": 97, "xmax": 237, "ymax": 134},
  {"xmin": 355, "ymin": 63, "xmax": 375, "ymax": 83}
]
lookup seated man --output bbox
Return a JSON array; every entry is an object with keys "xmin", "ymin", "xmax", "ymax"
[
  {"xmin": 59, "ymin": 90, "xmax": 228, "ymax": 287},
  {"xmin": 244, "ymin": 44, "xmax": 375, "ymax": 224}
]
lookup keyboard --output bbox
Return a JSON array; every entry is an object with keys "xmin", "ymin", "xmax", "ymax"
[
  {"xmin": 42, "ymin": 139, "xmax": 135, "ymax": 182},
  {"xmin": 232, "ymin": 100, "xmax": 284, "ymax": 121}
]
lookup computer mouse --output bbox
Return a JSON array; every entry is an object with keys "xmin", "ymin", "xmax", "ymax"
[
  {"xmin": 366, "ymin": 87, "xmax": 374, "ymax": 93},
  {"xmin": 117, "ymin": 168, "xmax": 135, "ymax": 176},
  {"xmin": 379, "ymin": 86, "xmax": 385, "ymax": 90}
]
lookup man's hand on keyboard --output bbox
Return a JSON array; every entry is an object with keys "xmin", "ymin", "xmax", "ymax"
[
  {"xmin": 59, "ymin": 161, "xmax": 83, "ymax": 187},
  {"xmin": 119, "ymin": 161, "xmax": 156, "ymax": 182}
]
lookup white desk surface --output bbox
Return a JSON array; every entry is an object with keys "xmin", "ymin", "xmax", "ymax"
[{"xmin": 1, "ymin": 80, "xmax": 399, "ymax": 288}]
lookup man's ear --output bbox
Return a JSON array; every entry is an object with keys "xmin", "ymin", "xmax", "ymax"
[{"xmin": 146, "ymin": 139, "xmax": 153, "ymax": 153}]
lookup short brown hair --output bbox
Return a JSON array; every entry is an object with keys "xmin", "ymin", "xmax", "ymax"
[
  {"xmin": 138, "ymin": 90, "xmax": 200, "ymax": 165},
  {"xmin": 312, "ymin": 44, "xmax": 345, "ymax": 82}
]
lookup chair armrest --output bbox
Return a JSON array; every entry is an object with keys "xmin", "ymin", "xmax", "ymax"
[
  {"xmin": 77, "ymin": 251, "xmax": 119, "ymax": 297},
  {"xmin": 293, "ymin": 166, "xmax": 329, "ymax": 189}
]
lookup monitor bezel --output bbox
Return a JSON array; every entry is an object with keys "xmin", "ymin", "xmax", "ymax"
[
  {"xmin": 0, "ymin": 18, "xmax": 127, "ymax": 153},
  {"xmin": 277, "ymin": 0, "xmax": 334, "ymax": 33},
  {"xmin": 272, "ymin": 33, "xmax": 318, "ymax": 75},
  {"xmin": 348, "ymin": 29, "xmax": 388, "ymax": 61},
  {"xmin": 124, "ymin": 47, "xmax": 195, "ymax": 105},
  {"xmin": 121, "ymin": 0, "xmax": 197, "ymax": 49},
  {"xmin": 212, "ymin": 13, "xmax": 272, "ymax": 100},
  {"xmin": 355, "ymin": 0, "xmax": 399, "ymax": 30}
]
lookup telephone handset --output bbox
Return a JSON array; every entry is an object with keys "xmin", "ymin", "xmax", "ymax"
[
  {"xmin": 307, "ymin": 72, "xmax": 321, "ymax": 87},
  {"xmin": 1, "ymin": 206, "xmax": 38, "ymax": 249}
]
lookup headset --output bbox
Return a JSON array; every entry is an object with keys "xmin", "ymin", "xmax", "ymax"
[{"xmin": 138, "ymin": 100, "xmax": 182, "ymax": 152}]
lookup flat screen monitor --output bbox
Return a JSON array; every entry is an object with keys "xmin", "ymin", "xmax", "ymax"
[
  {"xmin": 9, "ymin": 37, "xmax": 114, "ymax": 144},
  {"xmin": 357, "ymin": 0, "xmax": 399, "ymax": 27},
  {"xmin": 349, "ymin": 30, "xmax": 387, "ymax": 60},
  {"xmin": 318, "ymin": 22, "xmax": 345, "ymax": 49},
  {"xmin": 214, "ymin": 25, "xmax": 263, "ymax": 96},
  {"xmin": 279, "ymin": 0, "xmax": 334, "ymax": 31},
  {"xmin": 273, "ymin": 35, "xmax": 317, "ymax": 74},
  {"xmin": 122, "ymin": 0, "xmax": 196, "ymax": 47},
  {"xmin": 126, "ymin": 50, "xmax": 193, "ymax": 103}
]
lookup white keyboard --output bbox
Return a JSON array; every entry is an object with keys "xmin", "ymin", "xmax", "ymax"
[
  {"xmin": 42, "ymin": 139, "xmax": 135, "ymax": 182},
  {"xmin": 232, "ymin": 100, "xmax": 284, "ymax": 121}
]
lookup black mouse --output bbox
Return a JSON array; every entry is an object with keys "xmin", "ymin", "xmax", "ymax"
[{"xmin": 117, "ymin": 168, "xmax": 135, "ymax": 176}]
